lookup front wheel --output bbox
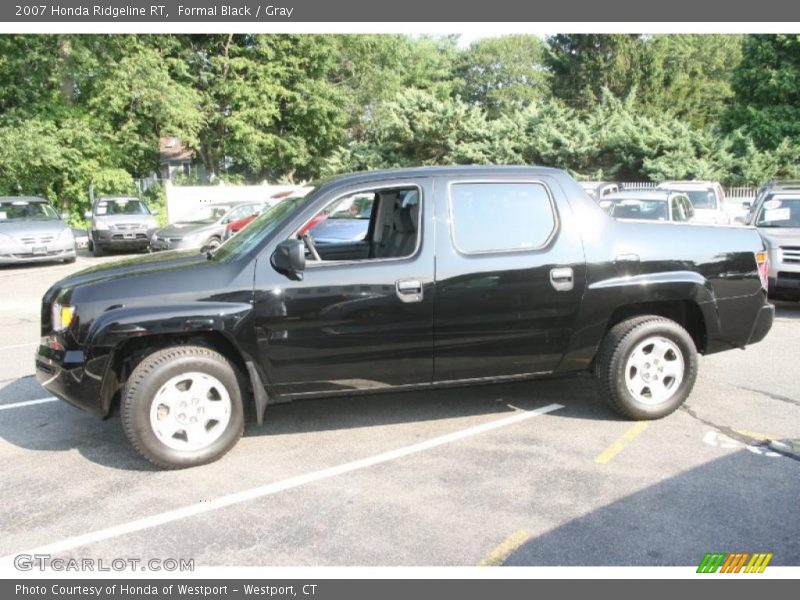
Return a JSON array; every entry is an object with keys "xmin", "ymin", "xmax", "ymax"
[
  {"xmin": 595, "ymin": 316, "xmax": 698, "ymax": 420},
  {"xmin": 121, "ymin": 346, "xmax": 245, "ymax": 469}
]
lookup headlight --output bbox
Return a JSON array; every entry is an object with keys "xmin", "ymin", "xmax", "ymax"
[
  {"xmin": 95, "ymin": 221, "xmax": 109, "ymax": 231},
  {"xmin": 58, "ymin": 228, "xmax": 75, "ymax": 241},
  {"xmin": 51, "ymin": 302, "xmax": 76, "ymax": 331}
]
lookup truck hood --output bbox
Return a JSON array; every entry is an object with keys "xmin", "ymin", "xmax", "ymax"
[
  {"xmin": 48, "ymin": 250, "xmax": 207, "ymax": 299},
  {"xmin": 758, "ymin": 227, "xmax": 800, "ymax": 246}
]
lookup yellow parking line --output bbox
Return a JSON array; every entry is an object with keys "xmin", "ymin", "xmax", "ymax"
[
  {"xmin": 595, "ymin": 422, "xmax": 649, "ymax": 464},
  {"xmin": 478, "ymin": 529, "xmax": 533, "ymax": 566},
  {"xmin": 732, "ymin": 428, "xmax": 778, "ymax": 441}
]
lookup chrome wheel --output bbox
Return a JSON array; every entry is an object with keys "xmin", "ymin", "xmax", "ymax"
[
  {"xmin": 148, "ymin": 372, "xmax": 232, "ymax": 451},
  {"xmin": 624, "ymin": 336, "xmax": 685, "ymax": 405}
]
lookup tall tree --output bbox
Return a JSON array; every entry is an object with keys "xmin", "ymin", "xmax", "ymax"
[
  {"xmin": 456, "ymin": 35, "xmax": 550, "ymax": 117},
  {"xmin": 546, "ymin": 34, "xmax": 657, "ymax": 110},
  {"xmin": 725, "ymin": 34, "xmax": 800, "ymax": 149}
]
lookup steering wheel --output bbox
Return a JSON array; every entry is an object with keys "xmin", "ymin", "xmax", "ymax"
[{"xmin": 302, "ymin": 233, "xmax": 321, "ymax": 262}]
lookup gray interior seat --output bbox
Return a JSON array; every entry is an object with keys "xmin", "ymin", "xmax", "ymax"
[{"xmin": 375, "ymin": 190, "xmax": 419, "ymax": 258}]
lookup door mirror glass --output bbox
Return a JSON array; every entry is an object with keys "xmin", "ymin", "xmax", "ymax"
[
  {"xmin": 60, "ymin": 213, "xmax": 70, "ymax": 221},
  {"xmin": 271, "ymin": 239, "xmax": 306, "ymax": 281},
  {"xmin": 84, "ymin": 210, "xmax": 92, "ymax": 219}
]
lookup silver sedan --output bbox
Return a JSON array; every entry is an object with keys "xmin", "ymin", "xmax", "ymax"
[{"xmin": 0, "ymin": 197, "xmax": 76, "ymax": 265}]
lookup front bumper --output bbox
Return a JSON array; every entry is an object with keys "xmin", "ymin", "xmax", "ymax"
[
  {"xmin": 35, "ymin": 338, "xmax": 112, "ymax": 418},
  {"xmin": 93, "ymin": 229, "xmax": 153, "ymax": 250},
  {"xmin": 0, "ymin": 244, "xmax": 75, "ymax": 265}
]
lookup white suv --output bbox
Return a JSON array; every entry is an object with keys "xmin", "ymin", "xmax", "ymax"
[{"xmin": 657, "ymin": 181, "xmax": 730, "ymax": 225}]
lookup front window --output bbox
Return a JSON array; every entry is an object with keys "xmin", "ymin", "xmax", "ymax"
[
  {"xmin": 756, "ymin": 198, "xmax": 800, "ymax": 228},
  {"xmin": 223, "ymin": 203, "xmax": 262, "ymax": 223},
  {"xmin": 0, "ymin": 200, "xmax": 59, "ymax": 221},
  {"xmin": 96, "ymin": 198, "xmax": 150, "ymax": 216},
  {"xmin": 609, "ymin": 198, "xmax": 670, "ymax": 221}
]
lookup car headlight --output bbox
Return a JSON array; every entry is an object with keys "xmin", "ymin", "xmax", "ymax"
[
  {"xmin": 95, "ymin": 221, "xmax": 109, "ymax": 231},
  {"xmin": 51, "ymin": 302, "xmax": 76, "ymax": 331},
  {"xmin": 58, "ymin": 228, "xmax": 75, "ymax": 241}
]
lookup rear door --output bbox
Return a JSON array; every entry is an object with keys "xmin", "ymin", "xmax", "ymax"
[{"xmin": 432, "ymin": 175, "xmax": 587, "ymax": 382}]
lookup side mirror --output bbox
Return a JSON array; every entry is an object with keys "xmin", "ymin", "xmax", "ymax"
[
  {"xmin": 741, "ymin": 200, "xmax": 752, "ymax": 209},
  {"xmin": 151, "ymin": 209, "xmax": 159, "ymax": 216},
  {"xmin": 84, "ymin": 210, "xmax": 92, "ymax": 219},
  {"xmin": 271, "ymin": 239, "xmax": 305, "ymax": 281},
  {"xmin": 60, "ymin": 213, "xmax": 70, "ymax": 221}
]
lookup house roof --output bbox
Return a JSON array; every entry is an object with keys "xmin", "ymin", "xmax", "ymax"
[{"xmin": 159, "ymin": 137, "xmax": 193, "ymax": 162}]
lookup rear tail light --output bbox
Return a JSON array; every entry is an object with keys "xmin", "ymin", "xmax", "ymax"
[{"xmin": 755, "ymin": 250, "xmax": 769, "ymax": 291}]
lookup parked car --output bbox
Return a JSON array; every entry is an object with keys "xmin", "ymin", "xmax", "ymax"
[
  {"xmin": 36, "ymin": 166, "xmax": 773, "ymax": 468},
  {"xmin": 304, "ymin": 192, "xmax": 374, "ymax": 245},
  {"xmin": 71, "ymin": 228, "xmax": 89, "ymax": 250},
  {"xmin": 579, "ymin": 181, "xmax": 619, "ymax": 201},
  {"xmin": 746, "ymin": 192, "xmax": 800, "ymax": 301},
  {"xmin": 656, "ymin": 181, "xmax": 729, "ymax": 225},
  {"xmin": 86, "ymin": 196, "xmax": 158, "ymax": 257},
  {"xmin": 600, "ymin": 191, "xmax": 695, "ymax": 223},
  {"xmin": 151, "ymin": 202, "xmax": 261, "ymax": 252},
  {"xmin": 223, "ymin": 190, "xmax": 305, "ymax": 240},
  {"xmin": 0, "ymin": 196, "xmax": 76, "ymax": 265}
]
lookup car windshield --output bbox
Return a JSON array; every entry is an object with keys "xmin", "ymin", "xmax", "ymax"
[
  {"xmin": 683, "ymin": 189, "xmax": 718, "ymax": 210},
  {"xmin": 212, "ymin": 195, "xmax": 312, "ymax": 260},
  {"xmin": 0, "ymin": 200, "xmax": 59, "ymax": 221},
  {"xmin": 96, "ymin": 199, "xmax": 150, "ymax": 215},
  {"xmin": 609, "ymin": 198, "xmax": 669, "ymax": 221},
  {"xmin": 176, "ymin": 205, "xmax": 232, "ymax": 225},
  {"xmin": 756, "ymin": 198, "xmax": 800, "ymax": 228}
]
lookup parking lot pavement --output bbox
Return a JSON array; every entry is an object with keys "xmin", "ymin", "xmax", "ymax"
[{"xmin": 0, "ymin": 257, "xmax": 798, "ymax": 568}]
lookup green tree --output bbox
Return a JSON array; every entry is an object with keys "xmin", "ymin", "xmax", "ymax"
[
  {"xmin": 457, "ymin": 35, "xmax": 550, "ymax": 117},
  {"xmin": 725, "ymin": 34, "xmax": 800, "ymax": 149},
  {"xmin": 546, "ymin": 34, "xmax": 657, "ymax": 110}
]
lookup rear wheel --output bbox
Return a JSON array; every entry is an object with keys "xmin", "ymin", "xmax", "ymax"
[
  {"xmin": 121, "ymin": 346, "xmax": 245, "ymax": 469},
  {"xmin": 595, "ymin": 316, "xmax": 698, "ymax": 419}
]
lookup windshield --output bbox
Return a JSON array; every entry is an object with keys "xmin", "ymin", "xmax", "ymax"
[
  {"xmin": 0, "ymin": 200, "xmax": 59, "ymax": 221},
  {"xmin": 683, "ymin": 189, "xmax": 717, "ymax": 210},
  {"xmin": 756, "ymin": 198, "xmax": 800, "ymax": 228},
  {"xmin": 177, "ymin": 205, "xmax": 232, "ymax": 225},
  {"xmin": 212, "ymin": 195, "xmax": 310, "ymax": 260},
  {"xmin": 96, "ymin": 199, "xmax": 150, "ymax": 216},
  {"xmin": 609, "ymin": 198, "xmax": 670, "ymax": 221}
]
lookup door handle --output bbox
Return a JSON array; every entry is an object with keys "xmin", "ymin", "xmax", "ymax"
[
  {"xmin": 550, "ymin": 267, "xmax": 574, "ymax": 291},
  {"xmin": 396, "ymin": 279, "xmax": 423, "ymax": 303}
]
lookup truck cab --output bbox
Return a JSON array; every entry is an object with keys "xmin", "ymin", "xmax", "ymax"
[{"xmin": 36, "ymin": 166, "xmax": 774, "ymax": 469}]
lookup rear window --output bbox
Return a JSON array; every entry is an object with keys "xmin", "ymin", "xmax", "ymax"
[{"xmin": 449, "ymin": 182, "xmax": 556, "ymax": 254}]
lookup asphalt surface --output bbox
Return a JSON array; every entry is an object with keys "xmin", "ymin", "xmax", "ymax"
[{"xmin": 0, "ymin": 251, "xmax": 798, "ymax": 569}]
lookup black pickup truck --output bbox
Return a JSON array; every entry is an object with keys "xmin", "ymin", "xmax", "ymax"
[{"xmin": 36, "ymin": 166, "xmax": 774, "ymax": 468}]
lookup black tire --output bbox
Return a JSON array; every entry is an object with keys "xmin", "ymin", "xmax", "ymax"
[
  {"xmin": 63, "ymin": 256, "xmax": 76, "ymax": 264},
  {"xmin": 92, "ymin": 243, "xmax": 104, "ymax": 257},
  {"xmin": 121, "ymin": 345, "xmax": 245, "ymax": 469},
  {"xmin": 204, "ymin": 236, "xmax": 222, "ymax": 251},
  {"xmin": 87, "ymin": 239, "xmax": 93, "ymax": 252},
  {"xmin": 595, "ymin": 316, "xmax": 698, "ymax": 420}
]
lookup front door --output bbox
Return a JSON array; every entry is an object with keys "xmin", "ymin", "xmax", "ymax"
[{"xmin": 253, "ymin": 178, "xmax": 435, "ymax": 397}]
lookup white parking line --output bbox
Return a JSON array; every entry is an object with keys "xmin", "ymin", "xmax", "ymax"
[
  {"xmin": 0, "ymin": 342, "xmax": 37, "ymax": 351},
  {"xmin": 1, "ymin": 402, "xmax": 563, "ymax": 561},
  {"xmin": 0, "ymin": 397, "xmax": 57, "ymax": 411}
]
